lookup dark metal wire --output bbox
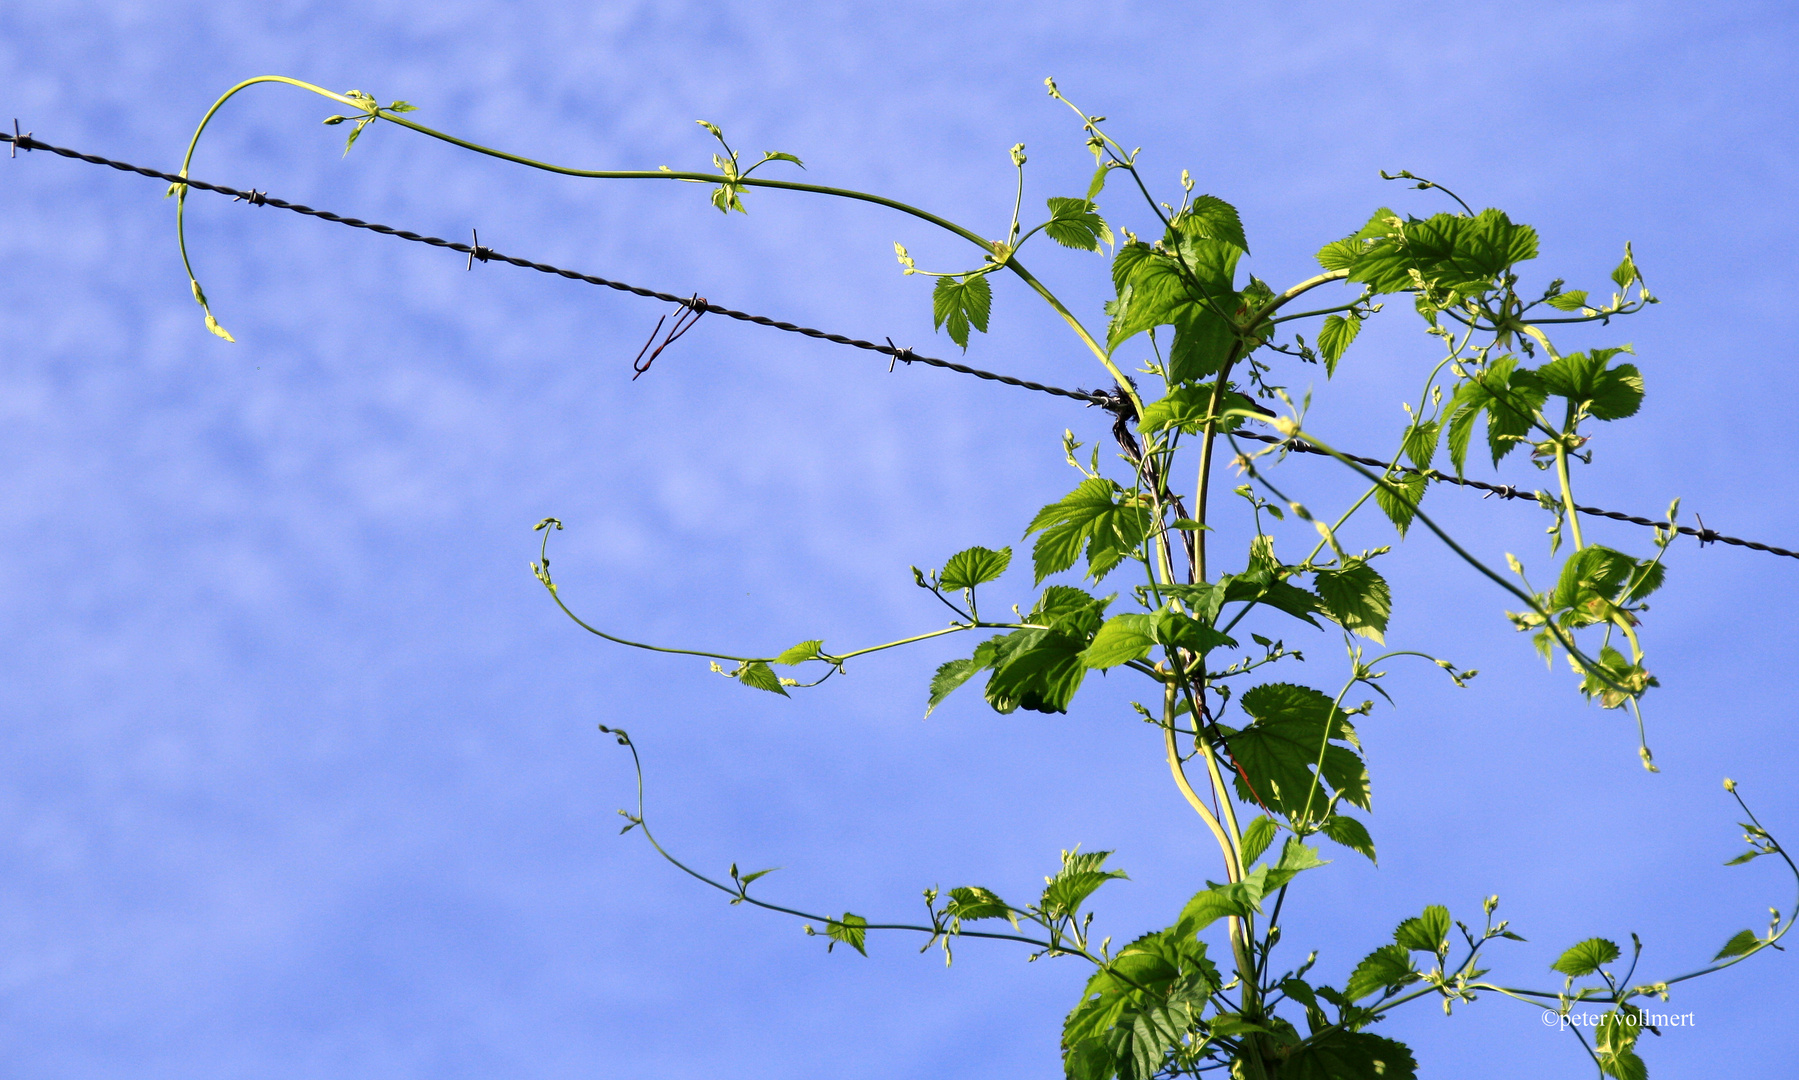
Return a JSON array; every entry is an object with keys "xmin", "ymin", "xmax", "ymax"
[
  {"xmin": 7, "ymin": 128, "xmax": 1794, "ymax": 562},
  {"xmin": 0, "ymin": 131, "xmax": 1100, "ymax": 405},
  {"xmin": 631, "ymin": 294, "xmax": 705, "ymax": 380},
  {"xmin": 1223, "ymin": 430, "xmax": 1798, "ymax": 559}
]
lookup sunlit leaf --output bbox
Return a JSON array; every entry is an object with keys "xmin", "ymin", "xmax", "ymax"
[
  {"xmin": 1240, "ymin": 815, "xmax": 1279, "ymax": 867},
  {"xmin": 1044, "ymin": 197, "xmax": 1112, "ymax": 252},
  {"xmin": 1284, "ymin": 1031, "xmax": 1417, "ymax": 1080},
  {"xmin": 945, "ymin": 886, "xmax": 1014, "ymax": 926},
  {"xmin": 1320, "ymin": 815, "xmax": 1377, "ymax": 864},
  {"xmin": 1346, "ymin": 944, "xmax": 1418, "ymax": 1001},
  {"xmin": 1317, "ymin": 314, "xmax": 1360, "ymax": 376},
  {"xmin": 825, "ymin": 913, "xmax": 867, "ymax": 955},
  {"xmin": 1313, "ymin": 559, "xmax": 1392, "ymax": 643},
  {"xmin": 1224, "ymin": 683, "xmax": 1369, "ymax": 823},
  {"xmin": 1392, "ymin": 905, "xmax": 1450, "ymax": 954},
  {"xmin": 1082, "ymin": 614, "xmax": 1155, "ymax": 670},
  {"xmin": 773, "ymin": 640, "xmax": 822, "ymax": 665},
  {"xmin": 1714, "ymin": 929, "xmax": 1761, "ymax": 960},
  {"xmin": 932, "ymin": 273, "xmax": 992, "ymax": 349},
  {"xmin": 1137, "ymin": 383, "xmax": 1256, "ymax": 435},
  {"xmin": 1551, "ymin": 937, "xmax": 1620, "ymax": 977},
  {"xmin": 1176, "ymin": 194, "xmax": 1249, "ymax": 254},
  {"xmin": 940, "ymin": 546, "xmax": 1013, "ymax": 590},
  {"xmin": 1026, "ymin": 479, "xmax": 1153, "ymax": 583},
  {"xmin": 735, "ymin": 660, "xmax": 790, "ymax": 697}
]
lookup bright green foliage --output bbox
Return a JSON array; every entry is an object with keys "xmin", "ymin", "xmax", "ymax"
[
  {"xmin": 1105, "ymin": 200, "xmax": 1247, "ymax": 382},
  {"xmin": 1315, "ymin": 207, "xmax": 1399, "ymax": 271},
  {"xmin": 825, "ymin": 913, "xmax": 868, "ymax": 955},
  {"xmin": 1577, "ymin": 645, "xmax": 1660, "ymax": 710},
  {"xmin": 1316, "ymin": 313, "xmax": 1360, "ymax": 375},
  {"xmin": 1346, "ymin": 945, "xmax": 1419, "ymax": 1001},
  {"xmin": 1595, "ymin": 1006, "xmax": 1648, "ymax": 1080},
  {"xmin": 1262, "ymin": 837, "xmax": 1329, "ymax": 891},
  {"xmin": 1175, "ymin": 869, "xmax": 1268, "ymax": 936},
  {"xmin": 1319, "ymin": 814, "xmax": 1376, "ymax": 863},
  {"xmin": 1041, "ymin": 849, "xmax": 1130, "ymax": 922},
  {"xmin": 1221, "ymin": 683, "xmax": 1370, "ymax": 825},
  {"xmin": 719, "ymin": 659, "xmax": 789, "ymax": 696},
  {"xmin": 1536, "ymin": 347, "xmax": 1644, "ymax": 421},
  {"xmin": 326, "ymin": 89, "xmax": 418, "ymax": 155},
  {"xmin": 1550, "ymin": 546, "xmax": 1664, "ymax": 617},
  {"xmin": 932, "ymin": 272, "xmax": 992, "ymax": 348},
  {"xmin": 1137, "ymin": 383, "xmax": 1255, "ymax": 436},
  {"xmin": 1400, "ymin": 421, "xmax": 1439, "ymax": 471},
  {"xmin": 1167, "ymin": 307, "xmax": 1239, "ymax": 385},
  {"xmin": 1714, "ymin": 929, "xmax": 1761, "ymax": 960},
  {"xmin": 944, "ymin": 886, "xmax": 1016, "ymax": 930},
  {"xmin": 1281, "ymin": 1031, "xmax": 1418, "ymax": 1080},
  {"xmin": 1613, "ymin": 245, "xmax": 1644, "ymax": 290},
  {"xmin": 926, "ymin": 654, "xmax": 986, "ymax": 716},
  {"xmin": 983, "ymin": 629, "xmax": 1091, "ymax": 714},
  {"xmin": 1027, "ymin": 479, "xmax": 1154, "ymax": 583},
  {"xmin": 1444, "ymin": 357, "xmax": 1547, "ymax": 473},
  {"xmin": 1062, "ymin": 928, "xmax": 1220, "ymax": 1080},
  {"xmin": 773, "ymin": 640, "xmax": 823, "ymax": 665},
  {"xmin": 1180, "ymin": 195, "xmax": 1249, "ymax": 255},
  {"xmin": 973, "ymin": 587, "xmax": 1112, "ymax": 713},
  {"xmin": 1082, "ymin": 606, "xmax": 1236, "ymax": 670},
  {"xmin": 1206, "ymin": 566, "xmax": 1326, "ymax": 630},
  {"xmin": 1240, "ymin": 815, "xmax": 1278, "ymax": 867},
  {"xmin": 1150, "ymin": 606, "xmax": 1235, "ymax": 655},
  {"xmin": 232, "ymin": 74, "xmax": 1787, "ymax": 1080},
  {"xmin": 1080, "ymin": 614, "xmax": 1157, "ymax": 670},
  {"xmin": 1392, "ymin": 905, "xmax": 1451, "ymax": 956},
  {"xmin": 1044, "ymin": 197, "xmax": 1114, "ymax": 252},
  {"xmin": 1313, "ymin": 559, "xmax": 1392, "ymax": 643},
  {"xmin": 1552, "ymin": 938, "xmax": 1621, "ymax": 977},
  {"xmin": 940, "ymin": 545, "xmax": 1012, "ymax": 591},
  {"xmin": 1507, "ymin": 544, "xmax": 1665, "ymax": 704},
  {"xmin": 1373, "ymin": 472, "xmax": 1427, "ymax": 537},
  {"xmin": 925, "ymin": 587, "xmax": 1115, "ymax": 715},
  {"xmin": 1337, "ymin": 207, "xmax": 1539, "ymax": 302}
]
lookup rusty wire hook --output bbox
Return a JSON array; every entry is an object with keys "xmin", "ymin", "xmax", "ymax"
[{"xmin": 631, "ymin": 294, "xmax": 707, "ymax": 380}]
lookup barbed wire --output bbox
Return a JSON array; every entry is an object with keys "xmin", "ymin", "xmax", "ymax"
[
  {"xmin": 0, "ymin": 130, "xmax": 1097, "ymax": 405},
  {"xmin": 1223, "ymin": 430, "xmax": 1798, "ymax": 558},
  {"xmin": 7, "ymin": 128, "xmax": 1794, "ymax": 562}
]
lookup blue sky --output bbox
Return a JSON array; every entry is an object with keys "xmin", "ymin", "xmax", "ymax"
[{"xmin": 3, "ymin": 2, "xmax": 1798, "ymax": 1077}]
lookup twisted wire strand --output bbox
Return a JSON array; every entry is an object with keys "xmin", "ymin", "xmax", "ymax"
[
  {"xmin": 7, "ymin": 129, "xmax": 1793, "ymax": 561},
  {"xmin": 1, "ymin": 132, "xmax": 1101, "ymax": 405},
  {"xmin": 1226, "ymin": 431, "xmax": 1798, "ymax": 559}
]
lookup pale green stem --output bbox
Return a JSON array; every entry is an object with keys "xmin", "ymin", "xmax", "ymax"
[
  {"xmin": 1554, "ymin": 440, "xmax": 1585, "ymax": 551},
  {"xmin": 176, "ymin": 77, "xmax": 1145, "ymax": 412},
  {"xmin": 1191, "ymin": 269, "xmax": 1351, "ymax": 581},
  {"xmin": 1162, "ymin": 685, "xmax": 1258, "ymax": 1025}
]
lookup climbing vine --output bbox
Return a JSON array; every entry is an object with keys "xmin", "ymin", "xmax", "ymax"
[{"xmin": 169, "ymin": 75, "xmax": 1794, "ymax": 1080}]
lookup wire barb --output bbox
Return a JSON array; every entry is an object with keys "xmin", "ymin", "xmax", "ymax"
[
  {"xmin": 1229, "ymin": 430, "xmax": 1799, "ymax": 560},
  {"xmin": 631, "ymin": 294, "xmax": 706, "ymax": 380},
  {"xmin": 465, "ymin": 228, "xmax": 491, "ymax": 271},
  {"xmin": 10, "ymin": 120, "xmax": 30, "ymax": 159},
  {"xmin": 9, "ymin": 129, "xmax": 1797, "ymax": 563},
  {"xmin": 885, "ymin": 337, "xmax": 915, "ymax": 373}
]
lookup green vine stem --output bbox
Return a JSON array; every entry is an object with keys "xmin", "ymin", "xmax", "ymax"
[
  {"xmin": 174, "ymin": 76, "xmax": 1768, "ymax": 1079},
  {"xmin": 173, "ymin": 76, "xmax": 1145, "ymax": 415}
]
